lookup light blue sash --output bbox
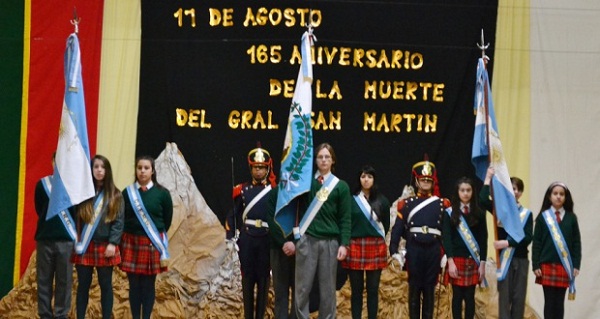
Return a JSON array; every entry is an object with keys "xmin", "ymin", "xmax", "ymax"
[
  {"xmin": 496, "ymin": 206, "xmax": 531, "ymax": 281},
  {"xmin": 542, "ymin": 209, "xmax": 576, "ymax": 297},
  {"xmin": 446, "ymin": 208, "xmax": 488, "ymax": 287},
  {"xmin": 354, "ymin": 194, "xmax": 384, "ymax": 238},
  {"xmin": 126, "ymin": 185, "xmax": 170, "ymax": 263},
  {"xmin": 74, "ymin": 192, "xmax": 105, "ymax": 254},
  {"xmin": 42, "ymin": 176, "xmax": 77, "ymax": 241},
  {"xmin": 298, "ymin": 174, "xmax": 340, "ymax": 239}
]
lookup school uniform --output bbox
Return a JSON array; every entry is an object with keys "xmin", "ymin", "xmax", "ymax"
[
  {"xmin": 342, "ymin": 192, "xmax": 390, "ymax": 319},
  {"xmin": 35, "ymin": 177, "xmax": 76, "ymax": 319},
  {"xmin": 532, "ymin": 207, "xmax": 581, "ymax": 319},
  {"xmin": 295, "ymin": 174, "xmax": 351, "ymax": 319},
  {"xmin": 442, "ymin": 204, "xmax": 487, "ymax": 319},
  {"xmin": 480, "ymin": 185, "xmax": 532, "ymax": 319}
]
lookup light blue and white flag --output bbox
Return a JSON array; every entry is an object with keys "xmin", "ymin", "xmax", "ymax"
[
  {"xmin": 471, "ymin": 58, "xmax": 524, "ymax": 243},
  {"xmin": 47, "ymin": 33, "xmax": 94, "ymax": 220},
  {"xmin": 275, "ymin": 30, "xmax": 315, "ymax": 236}
]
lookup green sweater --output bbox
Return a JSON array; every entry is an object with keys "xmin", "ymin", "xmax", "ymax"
[
  {"xmin": 349, "ymin": 193, "xmax": 391, "ymax": 238},
  {"xmin": 303, "ymin": 176, "xmax": 352, "ymax": 246},
  {"xmin": 442, "ymin": 207, "xmax": 488, "ymax": 260},
  {"xmin": 122, "ymin": 185, "xmax": 173, "ymax": 235},
  {"xmin": 532, "ymin": 210, "xmax": 582, "ymax": 270}
]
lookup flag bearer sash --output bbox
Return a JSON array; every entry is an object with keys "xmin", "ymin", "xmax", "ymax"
[
  {"xmin": 242, "ymin": 185, "xmax": 272, "ymax": 221},
  {"xmin": 42, "ymin": 176, "xmax": 77, "ymax": 241},
  {"xmin": 354, "ymin": 194, "xmax": 384, "ymax": 238},
  {"xmin": 497, "ymin": 207, "xmax": 531, "ymax": 281},
  {"xmin": 298, "ymin": 174, "xmax": 340, "ymax": 238},
  {"xmin": 446, "ymin": 208, "xmax": 488, "ymax": 287},
  {"xmin": 126, "ymin": 185, "xmax": 170, "ymax": 265},
  {"xmin": 542, "ymin": 209, "xmax": 576, "ymax": 299},
  {"xmin": 75, "ymin": 192, "xmax": 105, "ymax": 254}
]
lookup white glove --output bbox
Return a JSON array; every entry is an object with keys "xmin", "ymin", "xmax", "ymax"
[
  {"xmin": 440, "ymin": 254, "xmax": 448, "ymax": 268},
  {"xmin": 391, "ymin": 252, "xmax": 405, "ymax": 269},
  {"xmin": 225, "ymin": 237, "xmax": 239, "ymax": 252}
]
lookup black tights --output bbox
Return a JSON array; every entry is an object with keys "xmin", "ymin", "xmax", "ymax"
[
  {"xmin": 543, "ymin": 286, "xmax": 567, "ymax": 319},
  {"xmin": 451, "ymin": 285, "xmax": 475, "ymax": 319},
  {"xmin": 127, "ymin": 273, "xmax": 157, "ymax": 319},
  {"xmin": 348, "ymin": 269, "xmax": 382, "ymax": 319},
  {"xmin": 76, "ymin": 265, "xmax": 114, "ymax": 319}
]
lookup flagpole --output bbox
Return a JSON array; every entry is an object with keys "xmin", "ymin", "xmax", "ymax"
[{"xmin": 477, "ymin": 29, "xmax": 500, "ymax": 268}]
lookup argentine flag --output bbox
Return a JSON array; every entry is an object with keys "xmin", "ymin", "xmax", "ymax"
[
  {"xmin": 46, "ymin": 33, "xmax": 95, "ymax": 220},
  {"xmin": 274, "ymin": 30, "xmax": 315, "ymax": 236},
  {"xmin": 471, "ymin": 58, "xmax": 524, "ymax": 243}
]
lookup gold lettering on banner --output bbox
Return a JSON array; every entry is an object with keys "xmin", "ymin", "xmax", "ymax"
[
  {"xmin": 247, "ymin": 45, "xmax": 282, "ymax": 64},
  {"xmin": 311, "ymin": 111, "xmax": 342, "ymax": 131},
  {"xmin": 228, "ymin": 110, "xmax": 279, "ymax": 130},
  {"xmin": 208, "ymin": 8, "xmax": 234, "ymax": 27},
  {"xmin": 243, "ymin": 7, "xmax": 322, "ymax": 27},
  {"xmin": 174, "ymin": 8, "xmax": 197, "ymax": 27},
  {"xmin": 364, "ymin": 81, "xmax": 445, "ymax": 102},
  {"xmin": 290, "ymin": 46, "xmax": 424, "ymax": 69},
  {"xmin": 363, "ymin": 113, "xmax": 437, "ymax": 133},
  {"xmin": 176, "ymin": 108, "xmax": 212, "ymax": 128},
  {"xmin": 270, "ymin": 79, "xmax": 342, "ymax": 100}
]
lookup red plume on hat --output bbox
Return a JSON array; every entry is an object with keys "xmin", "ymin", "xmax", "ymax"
[
  {"xmin": 411, "ymin": 153, "xmax": 440, "ymax": 196},
  {"xmin": 247, "ymin": 141, "xmax": 277, "ymax": 187}
]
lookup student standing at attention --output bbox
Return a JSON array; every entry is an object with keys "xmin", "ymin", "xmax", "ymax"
[
  {"xmin": 479, "ymin": 167, "xmax": 533, "ymax": 319},
  {"xmin": 72, "ymin": 155, "xmax": 124, "ymax": 319},
  {"xmin": 121, "ymin": 156, "xmax": 173, "ymax": 319},
  {"xmin": 295, "ymin": 142, "xmax": 351, "ymax": 319},
  {"xmin": 532, "ymin": 182, "xmax": 581, "ymax": 319},
  {"xmin": 442, "ymin": 177, "xmax": 487, "ymax": 319},
  {"xmin": 342, "ymin": 165, "xmax": 390, "ymax": 319}
]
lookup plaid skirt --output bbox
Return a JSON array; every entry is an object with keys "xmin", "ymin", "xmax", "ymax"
[
  {"xmin": 71, "ymin": 241, "xmax": 121, "ymax": 267},
  {"xmin": 120, "ymin": 233, "xmax": 167, "ymax": 275},
  {"xmin": 341, "ymin": 236, "xmax": 387, "ymax": 270},
  {"xmin": 535, "ymin": 263, "xmax": 570, "ymax": 288},
  {"xmin": 449, "ymin": 256, "xmax": 479, "ymax": 287}
]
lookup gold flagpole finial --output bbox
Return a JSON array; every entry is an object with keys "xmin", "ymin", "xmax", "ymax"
[{"xmin": 71, "ymin": 7, "xmax": 81, "ymax": 34}]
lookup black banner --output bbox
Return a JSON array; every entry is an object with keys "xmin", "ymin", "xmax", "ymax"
[{"xmin": 138, "ymin": 0, "xmax": 498, "ymax": 221}]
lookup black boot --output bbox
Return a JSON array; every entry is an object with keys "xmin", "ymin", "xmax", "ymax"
[
  {"xmin": 408, "ymin": 286, "xmax": 421, "ymax": 319},
  {"xmin": 422, "ymin": 286, "xmax": 436, "ymax": 319}
]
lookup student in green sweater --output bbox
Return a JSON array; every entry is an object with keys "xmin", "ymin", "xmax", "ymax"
[
  {"xmin": 443, "ymin": 177, "xmax": 487, "ymax": 319},
  {"xmin": 341, "ymin": 165, "xmax": 390, "ymax": 319},
  {"xmin": 35, "ymin": 154, "xmax": 77, "ymax": 319},
  {"xmin": 121, "ymin": 156, "xmax": 173, "ymax": 319},
  {"xmin": 532, "ymin": 182, "xmax": 581, "ymax": 319},
  {"xmin": 295, "ymin": 143, "xmax": 352, "ymax": 319},
  {"xmin": 479, "ymin": 167, "xmax": 533, "ymax": 319}
]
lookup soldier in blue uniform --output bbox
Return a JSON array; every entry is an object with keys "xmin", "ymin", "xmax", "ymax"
[
  {"xmin": 389, "ymin": 157, "xmax": 450, "ymax": 319},
  {"xmin": 226, "ymin": 145, "xmax": 277, "ymax": 319}
]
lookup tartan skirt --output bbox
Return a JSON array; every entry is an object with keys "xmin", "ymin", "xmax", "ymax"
[
  {"xmin": 71, "ymin": 241, "xmax": 121, "ymax": 267},
  {"xmin": 341, "ymin": 236, "xmax": 387, "ymax": 270},
  {"xmin": 449, "ymin": 256, "xmax": 479, "ymax": 287},
  {"xmin": 535, "ymin": 263, "xmax": 570, "ymax": 288},
  {"xmin": 120, "ymin": 233, "xmax": 167, "ymax": 275}
]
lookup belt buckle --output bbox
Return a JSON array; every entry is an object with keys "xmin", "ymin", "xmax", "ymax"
[
  {"xmin": 255, "ymin": 219, "xmax": 262, "ymax": 228},
  {"xmin": 421, "ymin": 225, "xmax": 429, "ymax": 234}
]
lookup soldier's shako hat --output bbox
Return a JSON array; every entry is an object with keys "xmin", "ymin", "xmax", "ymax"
[
  {"xmin": 247, "ymin": 143, "xmax": 277, "ymax": 188},
  {"xmin": 412, "ymin": 160, "xmax": 436, "ymax": 181},
  {"xmin": 412, "ymin": 154, "xmax": 440, "ymax": 196},
  {"xmin": 248, "ymin": 146, "xmax": 272, "ymax": 167}
]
